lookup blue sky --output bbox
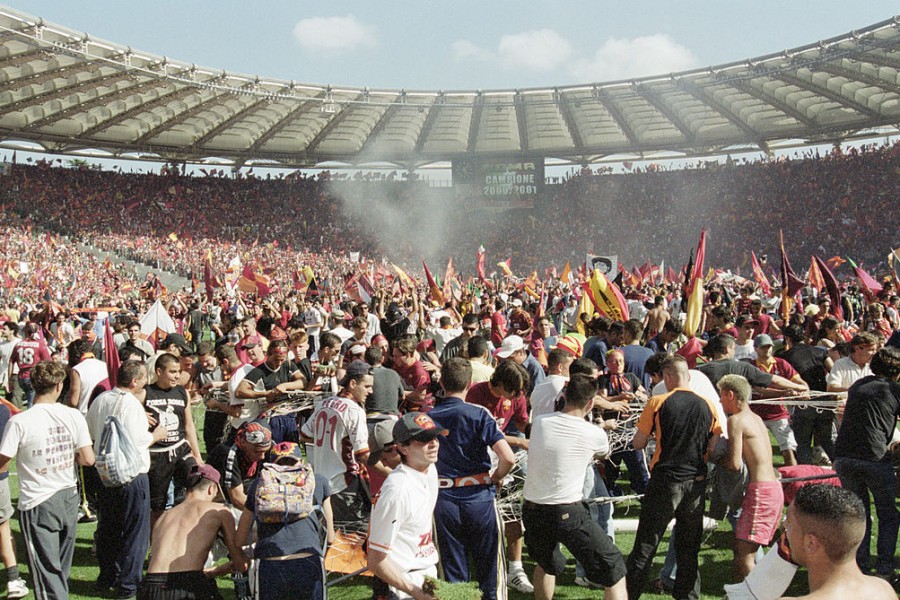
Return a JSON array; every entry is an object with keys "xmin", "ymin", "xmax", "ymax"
[{"xmin": 15, "ymin": 2, "xmax": 900, "ymax": 91}]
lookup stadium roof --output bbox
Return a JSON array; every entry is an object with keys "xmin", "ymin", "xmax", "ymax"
[{"xmin": 1, "ymin": 7, "xmax": 900, "ymax": 169}]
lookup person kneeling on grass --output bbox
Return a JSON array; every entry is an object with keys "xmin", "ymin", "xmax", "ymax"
[{"xmin": 140, "ymin": 465, "xmax": 249, "ymax": 600}]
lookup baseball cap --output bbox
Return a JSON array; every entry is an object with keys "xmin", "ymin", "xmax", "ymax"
[
  {"xmin": 511, "ymin": 298, "xmax": 523, "ymax": 307},
  {"xmin": 240, "ymin": 334, "xmax": 262, "ymax": 350},
  {"xmin": 331, "ymin": 309, "xmax": 345, "ymax": 319},
  {"xmin": 735, "ymin": 314, "xmax": 759, "ymax": 328},
  {"xmin": 340, "ymin": 359, "xmax": 372, "ymax": 387},
  {"xmin": 392, "ymin": 412, "xmax": 448, "ymax": 444},
  {"xmin": 494, "ymin": 335, "xmax": 525, "ymax": 358},
  {"xmin": 268, "ymin": 326, "xmax": 287, "ymax": 341},
  {"xmin": 237, "ymin": 421, "xmax": 272, "ymax": 447},
  {"xmin": 186, "ymin": 464, "xmax": 225, "ymax": 502},
  {"xmin": 753, "ymin": 334, "xmax": 774, "ymax": 348},
  {"xmin": 164, "ymin": 333, "xmax": 192, "ymax": 355},
  {"xmin": 269, "ymin": 442, "xmax": 304, "ymax": 465},
  {"xmin": 367, "ymin": 419, "xmax": 397, "ymax": 466}
]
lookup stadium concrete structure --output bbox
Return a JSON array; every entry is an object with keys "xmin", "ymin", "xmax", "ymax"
[{"xmin": 1, "ymin": 6, "xmax": 899, "ymax": 170}]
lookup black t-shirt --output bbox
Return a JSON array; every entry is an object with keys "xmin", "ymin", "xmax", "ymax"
[
  {"xmin": 244, "ymin": 361, "xmax": 298, "ymax": 392},
  {"xmin": 697, "ymin": 359, "xmax": 773, "ymax": 388},
  {"xmin": 293, "ymin": 358, "xmax": 313, "ymax": 387},
  {"xmin": 779, "ymin": 344, "xmax": 828, "ymax": 391},
  {"xmin": 367, "ymin": 365, "xmax": 404, "ymax": 414},
  {"xmin": 144, "ymin": 384, "xmax": 190, "ymax": 448},
  {"xmin": 834, "ymin": 375, "xmax": 900, "ymax": 463},
  {"xmin": 652, "ymin": 389, "xmax": 715, "ymax": 481}
]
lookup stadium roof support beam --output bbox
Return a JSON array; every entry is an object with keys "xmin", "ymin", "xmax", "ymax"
[
  {"xmin": 634, "ymin": 85, "xmax": 697, "ymax": 144},
  {"xmin": 774, "ymin": 71, "xmax": 881, "ymax": 119},
  {"xmin": 466, "ymin": 95, "xmax": 483, "ymax": 153},
  {"xmin": 191, "ymin": 97, "xmax": 269, "ymax": 148},
  {"xmin": 305, "ymin": 92, "xmax": 365, "ymax": 154},
  {"xmin": 678, "ymin": 79, "xmax": 762, "ymax": 145},
  {"xmin": 0, "ymin": 71, "xmax": 135, "ymax": 119},
  {"xmin": 413, "ymin": 97, "xmax": 442, "ymax": 155},
  {"xmin": 727, "ymin": 78, "xmax": 817, "ymax": 129},
  {"xmin": 515, "ymin": 93, "xmax": 529, "ymax": 152},
  {"xmin": 77, "ymin": 81, "xmax": 199, "ymax": 139},
  {"xmin": 132, "ymin": 90, "xmax": 230, "ymax": 146},
  {"xmin": 594, "ymin": 89, "xmax": 639, "ymax": 147},
  {"xmin": 245, "ymin": 94, "xmax": 324, "ymax": 153},
  {"xmin": 556, "ymin": 96, "xmax": 585, "ymax": 153},
  {"xmin": 359, "ymin": 104, "xmax": 400, "ymax": 155},
  {"xmin": 2, "ymin": 59, "xmax": 101, "ymax": 88},
  {"xmin": 816, "ymin": 62, "xmax": 898, "ymax": 94},
  {"xmin": 845, "ymin": 50, "xmax": 900, "ymax": 72},
  {"xmin": 21, "ymin": 77, "xmax": 166, "ymax": 131}
]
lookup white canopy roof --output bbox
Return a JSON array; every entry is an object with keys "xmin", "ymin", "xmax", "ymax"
[{"xmin": 1, "ymin": 7, "xmax": 899, "ymax": 168}]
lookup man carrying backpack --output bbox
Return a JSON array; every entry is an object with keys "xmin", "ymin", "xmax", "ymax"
[
  {"xmin": 86, "ymin": 361, "xmax": 166, "ymax": 599},
  {"xmin": 235, "ymin": 442, "xmax": 334, "ymax": 600}
]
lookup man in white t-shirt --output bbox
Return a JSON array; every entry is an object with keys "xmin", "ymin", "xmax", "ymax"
[
  {"xmin": 86, "ymin": 360, "xmax": 165, "ymax": 598},
  {"xmin": 530, "ymin": 348, "xmax": 574, "ymax": 419},
  {"xmin": 522, "ymin": 374, "xmax": 628, "ymax": 600},
  {"xmin": 0, "ymin": 361, "xmax": 95, "ymax": 600},
  {"xmin": 368, "ymin": 411, "xmax": 446, "ymax": 600},
  {"xmin": 826, "ymin": 332, "xmax": 876, "ymax": 394},
  {"xmin": 301, "ymin": 360, "xmax": 372, "ymax": 523}
]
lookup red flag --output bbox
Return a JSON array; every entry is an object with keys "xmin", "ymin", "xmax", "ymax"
[
  {"xmin": 104, "ymin": 318, "xmax": 121, "ymax": 388},
  {"xmin": 778, "ymin": 230, "xmax": 805, "ymax": 322},
  {"xmin": 422, "ymin": 260, "xmax": 444, "ymax": 304},
  {"xmin": 853, "ymin": 266, "xmax": 883, "ymax": 299},
  {"xmin": 686, "ymin": 229, "xmax": 706, "ymax": 297},
  {"xmin": 807, "ymin": 255, "xmax": 825, "ymax": 292},
  {"xmin": 750, "ymin": 251, "xmax": 771, "ymax": 296},
  {"xmin": 476, "ymin": 245, "xmax": 487, "ymax": 281},
  {"xmin": 811, "ymin": 255, "xmax": 844, "ymax": 321},
  {"xmin": 442, "ymin": 257, "xmax": 455, "ymax": 302},
  {"xmin": 203, "ymin": 250, "xmax": 215, "ymax": 302}
]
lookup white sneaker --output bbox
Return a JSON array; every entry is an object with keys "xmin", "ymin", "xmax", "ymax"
[
  {"xmin": 574, "ymin": 576, "xmax": 603, "ymax": 589},
  {"xmin": 7, "ymin": 578, "xmax": 28, "ymax": 599},
  {"xmin": 509, "ymin": 570, "xmax": 534, "ymax": 594}
]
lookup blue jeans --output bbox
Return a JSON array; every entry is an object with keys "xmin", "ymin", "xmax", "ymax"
[
  {"xmin": 257, "ymin": 555, "xmax": 324, "ymax": 600},
  {"xmin": 834, "ymin": 457, "xmax": 899, "ymax": 575},
  {"xmin": 18, "ymin": 377, "xmax": 34, "ymax": 409}
]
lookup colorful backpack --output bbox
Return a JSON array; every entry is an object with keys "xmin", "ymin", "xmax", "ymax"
[{"xmin": 253, "ymin": 462, "xmax": 316, "ymax": 524}]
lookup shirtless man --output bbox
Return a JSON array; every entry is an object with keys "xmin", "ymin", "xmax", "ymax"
[
  {"xmin": 643, "ymin": 296, "xmax": 670, "ymax": 338},
  {"xmin": 780, "ymin": 484, "xmax": 896, "ymax": 600},
  {"xmin": 718, "ymin": 374, "xmax": 783, "ymax": 580},
  {"xmin": 140, "ymin": 465, "xmax": 249, "ymax": 600}
]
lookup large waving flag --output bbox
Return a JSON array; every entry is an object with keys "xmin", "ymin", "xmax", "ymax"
[
  {"xmin": 811, "ymin": 256, "xmax": 844, "ymax": 321},
  {"xmin": 422, "ymin": 260, "xmax": 444, "ymax": 304},
  {"xmin": 779, "ymin": 229, "xmax": 805, "ymax": 321},
  {"xmin": 683, "ymin": 229, "xmax": 707, "ymax": 336},
  {"xmin": 476, "ymin": 245, "xmax": 487, "ymax": 281},
  {"xmin": 586, "ymin": 269, "xmax": 629, "ymax": 322},
  {"xmin": 442, "ymin": 257, "xmax": 455, "ymax": 302},
  {"xmin": 139, "ymin": 299, "xmax": 176, "ymax": 348},
  {"xmin": 203, "ymin": 250, "xmax": 216, "ymax": 302},
  {"xmin": 849, "ymin": 260, "xmax": 883, "ymax": 300},
  {"xmin": 238, "ymin": 264, "xmax": 272, "ymax": 298},
  {"xmin": 104, "ymin": 317, "xmax": 121, "ymax": 388},
  {"xmin": 392, "ymin": 264, "xmax": 415, "ymax": 290},
  {"xmin": 751, "ymin": 251, "xmax": 771, "ymax": 296},
  {"xmin": 560, "ymin": 261, "xmax": 574, "ymax": 286},
  {"xmin": 497, "ymin": 258, "xmax": 513, "ymax": 278},
  {"xmin": 807, "ymin": 255, "xmax": 825, "ymax": 292}
]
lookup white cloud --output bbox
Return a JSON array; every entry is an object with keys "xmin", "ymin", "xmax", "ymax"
[
  {"xmin": 496, "ymin": 29, "xmax": 573, "ymax": 72},
  {"xmin": 451, "ymin": 40, "xmax": 490, "ymax": 62},
  {"xmin": 292, "ymin": 16, "xmax": 376, "ymax": 53},
  {"xmin": 569, "ymin": 34, "xmax": 697, "ymax": 82},
  {"xmin": 452, "ymin": 31, "xmax": 697, "ymax": 83}
]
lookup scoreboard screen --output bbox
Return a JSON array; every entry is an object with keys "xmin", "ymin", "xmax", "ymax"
[{"xmin": 453, "ymin": 158, "xmax": 544, "ymax": 199}]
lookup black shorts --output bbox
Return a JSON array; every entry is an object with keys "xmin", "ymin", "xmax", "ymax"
[
  {"xmin": 137, "ymin": 571, "xmax": 222, "ymax": 600},
  {"xmin": 148, "ymin": 443, "xmax": 197, "ymax": 512},
  {"xmin": 522, "ymin": 500, "xmax": 626, "ymax": 587}
]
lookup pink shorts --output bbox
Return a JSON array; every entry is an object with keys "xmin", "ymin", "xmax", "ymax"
[{"xmin": 735, "ymin": 481, "xmax": 784, "ymax": 545}]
